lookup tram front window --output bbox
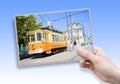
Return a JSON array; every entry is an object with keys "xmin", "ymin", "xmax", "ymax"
[
  {"xmin": 30, "ymin": 34, "xmax": 35, "ymax": 42},
  {"xmin": 37, "ymin": 33, "xmax": 42, "ymax": 41}
]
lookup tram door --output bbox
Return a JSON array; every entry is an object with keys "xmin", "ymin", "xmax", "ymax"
[{"xmin": 42, "ymin": 31, "xmax": 50, "ymax": 53}]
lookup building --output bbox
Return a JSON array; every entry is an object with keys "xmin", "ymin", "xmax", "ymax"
[{"xmin": 65, "ymin": 21, "xmax": 85, "ymax": 51}]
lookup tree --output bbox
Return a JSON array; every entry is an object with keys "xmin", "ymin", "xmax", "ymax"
[{"xmin": 16, "ymin": 15, "xmax": 42, "ymax": 46}]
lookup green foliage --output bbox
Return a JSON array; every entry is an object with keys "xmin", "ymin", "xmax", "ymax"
[{"xmin": 16, "ymin": 15, "xmax": 42, "ymax": 46}]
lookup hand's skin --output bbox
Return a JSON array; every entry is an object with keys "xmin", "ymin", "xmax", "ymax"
[{"xmin": 77, "ymin": 46, "xmax": 120, "ymax": 84}]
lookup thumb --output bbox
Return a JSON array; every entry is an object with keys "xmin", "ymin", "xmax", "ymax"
[{"xmin": 77, "ymin": 47, "xmax": 97, "ymax": 63}]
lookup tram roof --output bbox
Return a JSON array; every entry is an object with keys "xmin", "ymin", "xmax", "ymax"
[{"xmin": 37, "ymin": 26, "xmax": 63, "ymax": 34}]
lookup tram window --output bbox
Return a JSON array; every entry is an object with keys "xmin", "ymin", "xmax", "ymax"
[
  {"xmin": 37, "ymin": 33, "xmax": 42, "ymax": 41},
  {"xmin": 56, "ymin": 35, "xmax": 58, "ymax": 41},
  {"xmin": 64, "ymin": 36, "xmax": 66, "ymax": 41},
  {"xmin": 60, "ymin": 36, "xmax": 62, "ymax": 42},
  {"xmin": 52, "ymin": 34, "xmax": 60, "ymax": 42},
  {"xmin": 43, "ymin": 33, "xmax": 46, "ymax": 40},
  {"xmin": 60, "ymin": 36, "xmax": 64, "ymax": 42},
  {"xmin": 52, "ymin": 34, "xmax": 54, "ymax": 42},
  {"xmin": 28, "ymin": 35, "xmax": 30, "ymax": 42},
  {"xmin": 58, "ymin": 35, "xmax": 59, "ymax": 41},
  {"xmin": 54, "ymin": 35, "xmax": 56, "ymax": 41},
  {"xmin": 30, "ymin": 34, "xmax": 35, "ymax": 42},
  {"xmin": 56, "ymin": 35, "xmax": 59, "ymax": 42}
]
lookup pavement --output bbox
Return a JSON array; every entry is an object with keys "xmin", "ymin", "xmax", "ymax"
[{"xmin": 19, "ymin": 50, "xmax": 81, "ymax": 66}]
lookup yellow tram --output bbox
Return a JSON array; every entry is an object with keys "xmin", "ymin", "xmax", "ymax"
[{"xmin": 28, "ymin": 27, "xmax": 68, "ymax": 55}]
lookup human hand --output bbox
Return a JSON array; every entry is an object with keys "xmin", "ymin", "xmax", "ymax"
[{"xmin": 77, "ymin": 46, "xmax": 120, "ymax": 84}]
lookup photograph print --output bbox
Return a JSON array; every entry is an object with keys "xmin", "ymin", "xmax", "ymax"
[{"xmin": 15, "ymin": 8, "xmax": 93, "ymax": 66}]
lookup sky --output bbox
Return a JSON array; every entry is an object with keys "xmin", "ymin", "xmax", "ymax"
[
  {"xmin": 0, "ymin": 0, "xmax": 120, "ymax": 84},
  {"xmin": 32, "ymin": 9, "xmax": 90, "ymax": 32}
]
